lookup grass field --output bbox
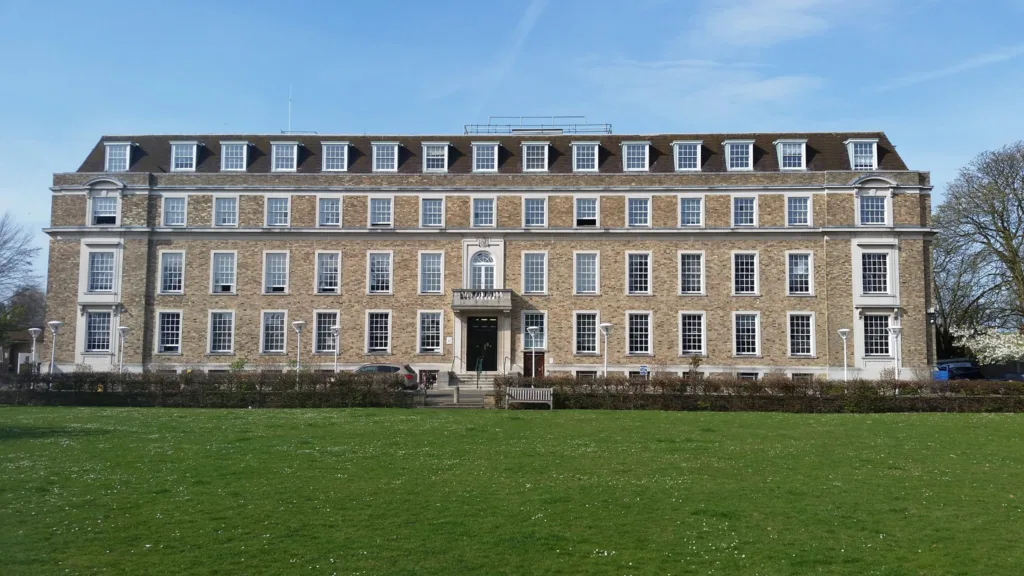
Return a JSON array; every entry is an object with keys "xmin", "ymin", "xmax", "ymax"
[{"xmin": 1, "ymin": 408, "xmax": 1022, "ymax": 575}]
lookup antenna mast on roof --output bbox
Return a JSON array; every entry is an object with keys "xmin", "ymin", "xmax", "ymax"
[{"xmin": 287, "ymin": 85, "xmax": 292, "ymax": 133}]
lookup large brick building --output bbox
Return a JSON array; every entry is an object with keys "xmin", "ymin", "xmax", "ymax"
[{"xmin": 42, "ymin": 125, "xmax": 935, "ymax": 382}]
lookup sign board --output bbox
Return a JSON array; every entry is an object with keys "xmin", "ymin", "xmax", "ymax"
[{"xmin": 639, "ymin": 365, "xmax": 649, "ymax": 376}]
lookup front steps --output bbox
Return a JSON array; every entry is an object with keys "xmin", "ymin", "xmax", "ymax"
[{"xmin": 416, "ymin": 388, "xmax": 489, "ymax": 409}]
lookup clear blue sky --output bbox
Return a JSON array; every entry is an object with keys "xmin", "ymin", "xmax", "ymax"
[{"xmin": 2, "ymin": 0, "xmax": 1023, "ymax": 279}]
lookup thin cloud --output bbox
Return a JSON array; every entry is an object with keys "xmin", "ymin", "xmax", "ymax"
[
  {"xmin": 873, "ymin": 43, "xmax": 1024, "ymax": 92},
  {"xmin": 472, "ymin": 0, "xmax": 548, "ymax": 117},
  {"xmin": 690, "ymin": 0, "xmax": 832, "ymax": 48}
]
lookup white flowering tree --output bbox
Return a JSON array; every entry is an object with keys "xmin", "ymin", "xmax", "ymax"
[{"xmin": 950, "ymin": 327, "xmax": 1024, "ymax": 364}]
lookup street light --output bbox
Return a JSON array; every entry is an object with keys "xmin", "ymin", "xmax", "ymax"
[
  {"xmin": 47, "ymin": 320, "xmax": 63, "ymax": 376},
  {"xmin": 888, "ymin": 326, "xmax": 902, "ymax": 380},
  {"xmin": 117, "ymin": 326, "xmax": 130, "ymax": 373},
  {"xmin": 292, "ymin": 320, "xmax": 306, "ymax": 380},
  {"xmin": 837, "ymin": 328, "xmax": 850, "ymax": 382},
  {"xmin": 27, "ymin": 327, "xmax": 41, "ymax": 370},
  {"xmin": 526, "ymin": 326, "xmax": 540, "ymax": 379},
  {"xmin": 599, "ymin": 322, "xmax": 613, "ymax": 378},
  {"xmin": 331, "ymin": 325, "xmax": 340, "ymax": 373}
]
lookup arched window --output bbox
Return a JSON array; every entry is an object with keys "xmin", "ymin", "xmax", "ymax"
[{"xmin": 470, "ymin": 251, "xmax": 495, "ymax": 289}]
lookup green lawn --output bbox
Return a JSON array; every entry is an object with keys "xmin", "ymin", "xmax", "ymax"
[{"xmin": 1, "ymin": 408, "xmax": 1022, "ymax": 575}]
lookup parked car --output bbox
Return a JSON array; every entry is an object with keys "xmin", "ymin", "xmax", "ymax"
[
  {"xmin": 354, "ymin": 364, "xmax": 418, "ymax": 388},
  {"xmin": 935, "ymin": 359, "xmax": 984, "ymax": 380}
]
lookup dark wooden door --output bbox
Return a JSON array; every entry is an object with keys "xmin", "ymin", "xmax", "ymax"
[
  {"xmin": 523, "ymin": 351, "xmax": 545, "ymax": 378},
  {"xmin": 466, "ymin": 317, "xmax": 498, "ymax": 371}
]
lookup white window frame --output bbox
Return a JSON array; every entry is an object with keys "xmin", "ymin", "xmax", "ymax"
[
  {"xmin": 155, "ymin": 309, "xmax": 183, "ymax": 355},
  {"xmin": 521, "ymin": 251, "xmax": 548, "ymax": 295},
  {"xmin": 86, "ymin": 250, "xmax": 117, "ymax": 293},
  {"xmin": 678, "ymin": 310, "xmax": 707, "ymax": 356},
  {"xmin": 365, "ymin": 309, "xmax": 393, "ymax": 354},
  {"xmin": 678, "ymin": 250, "xmax": 706, "ymax": 296},
  {"xmin": 624, "ymin": 310, "xmax": 653, "ymax": 356},
  {"xmin": 259, "ymin": 310, "xmax": 289, "ymax": 354},
  {"xmin": 371, "ymin": 142, "xmax": 399, "ymax": 173},
  {"xmin": 732, "ymin": 311, "xmax": 761, "ymax": 356},
  {"xmin": 417, "ymin": 251, "xmax": 445, "ymax": 295},
  {"xmin": 367, "ymin": 195, "xmax": 394, "ymax": 228},
  {"xmin": 723, "ymin": 140, "xmax": 755, "ymax": 171},
  {"xmin": 787, "ymin": 311, "xmax": 817, "ymax": 357},
  {"xmin": 209, "ymin": 250, "xmax": 237, "ymax": 295},
  {"xmin": 321, "ymin": 141, "xmax": 349, "ymax": 172},
  {"xmin": 521, "ymin": 142, "xmax": 549, "ymax": 172},
  {"xmin": 207, "ymin": 310, "xmax": 236, "ymax": 354},
  {"xmin": 860, "ymin": 251, "xmax": 891, "ymax": 295},
  {"xmin": 88, "ymin": 191, "xmax": 121, "ymax": 227},
  {"xmin": 220, "ymin": 141, "xmax": 248, "ymax": 172},
  {"xmin": 313, "ymin": 310, "xmax": 341, "ymax": 354},
  {"xmin": 158, "ymin": 250, "xmax": 185, "ymax": 295},
  {"xmin": 366, "ymin": 250, "xmax": 394, "ymax": 295},
  {"xmin": 416, "ymin": 310, "xmax": 444, "ymax": 354},
  {"xmin": 316, "ymin": 194, "xmax": 343, "ymax": 227},
  {"xmin": 422, "ymin": 142, "xmax": 449, "ymax": 173},
  {"xmin": 420, "ymin": 196, "xmax": 445, "ymax": 228},
  {"xmin": 786, "ymin": 251, "xmax": 815, "ymax": 296},
  {"xmin": 471, "ymin": 196, "xmax": 496, "ymax": 228},
  {"xmin": 857, "ymin": 189, "xmax": 891, "ymax": 226},
  {"xmin": 574, "ymin": 195, "xmax": 600, "ymax": 227},
  {"xmin": 270, "ymin": 141, "xmax": 299, "ymax": 172},
  {"xmin": 573, "ymin": 251, "xmax": 600, "ymax": 295},
  {"xmin": 621, "ymin": 141, "xmax": 650, "ymax": 172},
  {"xmin": 264, "ymin": 195, "xmax": 291, "ymax": 227},
  {"xmin": 625, "ymin": 250, "xmax": 653, "ymax": 296},
  {"xmin": 314, "ymin": 250, "xmax": 342, "ymax": 295},
  {"xmin": 571, "ymin": 142, "xmax": 599, "ymax": 173},
  {"xmin": 161, "ymin": 194, "xmax": 188, "ymax": 227},
  {"xmin": 103, "ymin": 142, "xmax": 131, "ymax": 172},
  {"xmin": 785, "ymin": 194, "xmax": 813, "ymax": 227},
  {"xmin": 522, "ymin": 196, "xmax": 548, "ymax": 228},
  {"xmin": 672, "ymin": 140, "xmax": 702, "ymax": 172},
  {"xmin": 211, "ymin": 195, "xmax": 239, "ymax": 227},
  {"xmin": 471, "ymin": 142, "xmax": 499, "ymax": 173},
  {"xmin": 731, "ymin": 195, "xmax": 758, "ymax": 227},
  {"xmin": 845, "ymin": 138, "xmax": 879, "ymax": 171},
  {"xmin": 521, "ymin": 310, "xmax": 547, "ymax": 351},
  {"xmin": 863, "ymin": 313, "xmax": 894, "ymax": 357},
  {"xmin": 572, "ymin": 310, "xmax": 601, "ymax": 355},
  {"xmin": 677, "ymin": 195, "xmax": 705, "ymax": 228},
  {"xmin": 84, "ymin": 310, "xmax": 113, "ymax": 353},
  {"xmin": 625, "ymin": 195, "xmax": 652, "ymax": 228},
  {"xmin": 262, "ymin": 250, "xmax": 290, "ymax": 295},
  {"xmin": 774, "ymin": 139, "xmax": 807, "ymax": 171},
  {"xmin": 169, "ymin": 141, "xmax": 198, "ymax": 172},
  {"xmin": 731, "ymin": 251, "xmax": 760, "ymax": 296}
]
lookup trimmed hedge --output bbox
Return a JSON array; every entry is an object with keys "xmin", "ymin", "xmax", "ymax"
[
  {"xmin": 495, "ymin": 375, "xmax": 1024, "ymax": 413},
  {"xmin": 0, "ymin": 371, "xmax": 413, "ymax": 408}
]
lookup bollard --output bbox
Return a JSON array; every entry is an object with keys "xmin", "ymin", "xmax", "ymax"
[{"xmin": 453, "ymin": 385, "xmax": 459, "ymax": 405}]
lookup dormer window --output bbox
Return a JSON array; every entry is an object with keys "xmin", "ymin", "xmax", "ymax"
[
  {"xmin": 104, "ymin": 142, "xmax": 130, "ymax": 172},
  {"xmin": 422, "ymin": 143, "xmax": 448, "ymax": 173},
  {"xmin": 572, "ymin": 142, "xmax": 599, "ymax": 172},
  {"xmin": 221, "ymin": 142, "xmax": 248, "ymax": 171},
  {"xmin": 522, "ymin": 143, "xmax": 549, "ymax": 172},
  {"xmin": 170, "ymin": 142, "xmax": 197, "ymax": 171},
  {"xmin": 472, "ymin": 142, "xmax": 499, "ymax": 172},
  {"xmin": 372, "ymin": 142, "xmax": 399, "ymax": 172},
  {"xmin": 774, "ymin": 139, "xmax": 806, "ymax": 170},
  {"xmin": 846, "ymin": 139, "xmax": 878, "ymax": 170},
  {"xmin": 322, "ymin": 142, "xmax": 348, "ymax": 171},
  {"xmin": 672, "ymin": 141, "xmax": 702, "ymax": 171},
  {"xmin": 724, "ymin": 140, "xmax": 754, "ymax": 171},
  {"xmin": 271, "ymin": 142, "xmax": 298, "ymax": 172},
  {"xmin": 621, "ymin": 142, "xmax": 649, "ymax": 171}
]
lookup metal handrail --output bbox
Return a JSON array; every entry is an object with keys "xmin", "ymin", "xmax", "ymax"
[{"xmin": 449, "ymin": 355, "xmax": 462, "ymax": 375}]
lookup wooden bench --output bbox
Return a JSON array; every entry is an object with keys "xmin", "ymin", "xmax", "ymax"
[{"xmin": 506, "ymin": 387, "xmax": 553, "ymax": 409}]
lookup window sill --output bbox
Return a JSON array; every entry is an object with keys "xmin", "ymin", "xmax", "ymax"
[
  {"xmin": 417, "ymin": 292, "xmax": 445, "ymax": 296},
  {"xmin": 786, "ymin": 293, "xmax": 816, "ymax": 298},
  {"xmin": 259, "ymin": 353, "xmax": 287, "ymax": 357},
  {"xmin": 316, "ymin": 291, "xmax": 340, "ymax": 296},
  {"xmin": 733, "ymin": 354, "xmax": 762, "ymax": 359},
  {"xmin": 210, "ymin": 292, "xmax": 238, "ymax": 296},
  {"xmin": 205, "ymin": 353, "xmax": 236, "ymax": 357},
  {"xmin": 573, "ymin": 293, "xmax": 601, "ymax": 296},
  {"xmin": 82, "ymin": 351, "xmax": 113, "ymax": 357},
  {"xmin": 155, "ymin": 352, "xmax": 183, "ymax": 356},
  {"xmin": 364, "ymin": 351, "xmax": 392, "ymax": 356},
  {"xmin": 679, "ymin": 292, "xmax": 707, "ymax": 297},
  {"xmin": 626, "ymin": 353, "xmax": 654, "ymax": 357},
  {"xmin": 157, "ymin": 292, "xmax": 184, "ymax": 296},
  {"xmin": 626, "ymin": 293, "xmax": 654, "ymax": 297},
  {"xmin": 679, "ymin": 353, "xmax": 707, "ymax": 358},
  {"xmin": 311, "ymin": 352, "xmax": 337, "ymax": 356},
  {"xmin": 366, "ymin": 292, "xmax": 394, "ymax": 296},
  {"xmin": 790, "ymin": 355, "xmax": 818, "ymax": 359},
  {"xmin": 731, "ymin": 293, "xmax": 761, "ymax": 297},
  {"xmin": 573, "ymin": 353, "xmax": 601, "ymax": 357},
  {"xmin": 263, "ymin": 292, "xmax": 290, "ymax": 296}
]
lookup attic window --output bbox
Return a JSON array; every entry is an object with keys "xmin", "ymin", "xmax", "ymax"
[
  {"xmin": 422, "ymin": 143, "xmax": 448, "ymax": 173},
  {"xmin": 104, "ymin": 142, "xmax": 130, "ymax": 172},
  {"xmin": 724, "ymin": 140, "xmax": 754, "ymax": 171},
  {"xmin": 774, "ymin": 139, "xmax": 806, "ymax": 170},
  {"xmin": 622, "ymin": 142, "xmax": 649, "ymax": 171},
  {"xmin": 271, "ymin": 142, "xmax": 298, "ymax": 172},
  {"xmin": 846, "ymin": 139, "xmax": 878, "ymax": 171},
  {"xmin": 322, "ymin": 142, "xmax": 348, "ymax": 171},
  {"xmin": 372, "ymin": 142, "xmax": 399, "ymax": 172},
  {"xmin": 171, "ymin": 142, "xmax": 197, "ymax": 172},
  {"xmin": 221, "ymin": 142, "xmax": 247, "ymax": 171},
  {"xmin": 522, "ymin": 143, "xmax": 549, "ymax": 172},
  {"xmin": 672, "ymin": 141, "xmax": 701, "ymax": 171}
]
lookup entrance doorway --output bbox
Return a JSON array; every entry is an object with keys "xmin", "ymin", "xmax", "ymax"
[
  {"xmin": 466, "ymin": 317, "xmax": 498, "ymax": 372},
  {"xmin": 523, "ymin": 351, "xmax": 545, "ymax": 378}
]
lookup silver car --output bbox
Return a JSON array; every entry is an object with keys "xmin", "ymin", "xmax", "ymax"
[{"xmin": 354, "ymin": 363, "xmax": 418, "ymax": 388}]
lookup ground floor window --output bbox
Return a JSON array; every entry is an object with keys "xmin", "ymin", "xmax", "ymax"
[
  {"xmin": 679, "ymin": 313, "xmax": 704, "ymax": 355},
  {"xmin": 419, "ymin": 312, "xmax": 442, "ymax": 353},
  {"xmin": 209, "ymin": 312, "xmax": 234, "ymax": 353},
  {"xmin": 85, "ymin": 311, "xmax": 111, "ymax": 352},
  {"xmin": 864, "ymin": 315, "xmax": 891, "ymax": 356},
  {"xmin": 261, "ymin": 311, "xmax": 286, "ymax": 353},
  {"xmin": 738, "ymin": 372, "xmax": 759, "ymax": 381},
  {"xmin": 157, "ymin": 312, "xmax": 181, "ymax": 354},
  {"xmin": 575, "ymin": 313, "xmax": 597, "ymax": 354},
  {"xmin": 315, "ymin": 312, "xmax": 338, "ymax": 353},
  {"xmin": 367, "ymin": 312, "xmax": 390, "ymax": 353},
  {"xmin": 576, "ymin": 370, "xmax": 598, "ymax": 380},
  {"xmin": 627, "ymin": 312, "xmax": 651, "ymax": 355},
  {"xmin": 788, "ymin": 314, "xmax": 813, "ymax": 356},
  {"xmin": 524, "ymin": 312, "xmax": 545, "ymax": 350},
  {"xmin": 734, "ymin": 313, "xmax": 759, "ymax": 356}
]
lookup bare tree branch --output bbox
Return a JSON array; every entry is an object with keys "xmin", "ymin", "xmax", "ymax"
[{"xmin": 0, "ymin": 212, "xmax": 41, "ymax": 302}]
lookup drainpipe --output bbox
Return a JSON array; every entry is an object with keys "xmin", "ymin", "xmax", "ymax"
[{"xmin": 822, "ymin": 172, "xmax": 831, "ymax": 379}]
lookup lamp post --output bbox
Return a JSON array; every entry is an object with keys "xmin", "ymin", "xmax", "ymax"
[
  {"xmin": 599, "ymin": 322, "xmax": 613, "ymax": 378},
  {"xmin": 47, "ymin": 320, "xmax": 63, "ymax": 376},
  {"xmin": 888, "ymin": 326, "xmax": 902, "ymax": 380},
  {"xmin": 526, "ymin": 326, "xmax": 540, "ymax": 379},
  {"xmin": 331, "ymin": 325, "xmax": 340, "ymax": 373},
  {"xmin": 117, "ymin": 326, "xmax": 130, "ymax": 373},
  {"xmin": 837, "ymin": 328, "xmax": 850, "ymax": 382},
  {"xmin": 292, "ymin": 320, "xmax": 306, "ymax": 380},
  {"xmin": 28, "ymin": 328, "xmax": 42, "ymax": 371}
]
